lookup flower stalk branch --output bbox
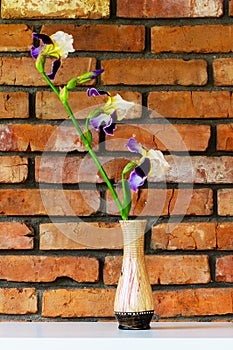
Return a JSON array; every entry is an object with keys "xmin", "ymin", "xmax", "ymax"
[
  {"xmin": 40, "ymin": 71, "xmax": 127, "ymax": 219},
  {"xmin": 31, "ymin": 31, "xmax": 170, "ymax": 221}
]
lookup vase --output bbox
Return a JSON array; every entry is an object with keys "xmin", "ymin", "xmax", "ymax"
[{"xmin": 114, "ymin": 219, "xmax": 154, "ymax": 330}]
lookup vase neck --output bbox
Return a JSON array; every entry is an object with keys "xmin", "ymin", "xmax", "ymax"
[{"xmin": 120, "ymin": 220, "xmax": 147, "ymax": 257}]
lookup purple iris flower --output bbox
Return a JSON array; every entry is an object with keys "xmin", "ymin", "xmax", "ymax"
[
  {"xmin": 129, "ymin": 157, "xmax": 151, "ymax": 192},
  {"xmin": 31, "ymin": 33, "xmax": 52, "ymax": 50},
  {"xmin": 47, "ymin": 59, "xmax": 61, "ymax": 80},
  {"xmin": 89, "ymin": 110, "xmax": 117, "ymax": 136},
  {"xmin": 126, "ymin": 137, "xmax": 170, "ymax": 192},
  {"xmin": 31, "ymin": 31, "xmax": 75, "ymax": 80},
  {"xmin": 31, "ymin": 33, "xmax": 53, "ymax": 59},
  {"xmin": 87, "ymin": 89, "xmax": 134, "ymax": 136}
]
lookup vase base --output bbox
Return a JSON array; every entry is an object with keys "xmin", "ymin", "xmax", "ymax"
[{"xmin": 115, "ymin": 310, "xmax": 154, "ymax": 330}]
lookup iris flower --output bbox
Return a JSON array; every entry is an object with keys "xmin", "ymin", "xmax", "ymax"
[
  {"xmin": 31, "ymin": 31, "xmax": 75, "ymax": 80},
  {"xmin": 126, "ymin": 137, "xmax": 170, "ymax": 192},
  {"xmin": 87, "ymin": 88, "xmax": 134, "ymax": 135}
]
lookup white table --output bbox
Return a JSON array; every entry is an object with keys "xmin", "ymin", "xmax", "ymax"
[{"xmin": 0, "ymin": 321, "xmax": 232, "ymax": 349}]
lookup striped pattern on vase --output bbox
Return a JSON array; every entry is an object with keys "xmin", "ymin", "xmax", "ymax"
[{"xmin": 114, "ymin": 219, "xmax": 154, "ymax": 329}]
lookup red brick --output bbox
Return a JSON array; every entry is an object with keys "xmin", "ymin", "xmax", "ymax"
[
  {"xmin": 218, "ymin": 189, "xmax": 233, "ymax": 216},
  {"xmin": 154, "ymin": 288, "xmax": 233, "ymax": 317},
  {"xmin": 0, "ymin": 124, "xmax": 99, "ymax": 152},
  {"xmin": 0, "ymin": 156, "xmax": 28, "ymax": 183},
  {"xmin": 0, "ymin": 288, "xmax": 37, "ymax": 315},
  {"xmin": 37, "ymin": 155, "xmax": 233, "ymax": 185},
  {"xmin": 217, "ymin": 124, "xmax": 233, "ymax": 151},
  {"xmin": 40, "ymin": 222, "xmax": 123, "ymax": 250},
  {"xmin": 0, "ymin": 57, "xmax": 96, "ymax": 86},
  {"xmin": 0, "ymin": 189, "xmax": 100, "ymax": 216},
  {"xmin": 165, "ymin": 155, "xmax": 233, "ymax": 184},
  {"xmin": 0, "ymin": 24, "xmax": 32, "ymax": 51},
  {"xmin": 148, "ymin": 91, "xmax": 230, "ymax": 119},
  {"xmin": 217, "ymin": 223, "xmax": 233, "ymax": 250},
  {"xmin": 151, "ymin": 223, "xmax": 216, "ymax": 250},
  {"xmin": 36, "ymin": 91, "xmax": 142, "ymax": 120},
  {"xmin": 1, "ymin": 0, "xmax": 110, "ymax": 19},
  {"xmin": 169, "ymin": 188, "xmax": 213, "ymax": 216},
  {"xmin": 106, "ymin": 124, "xmax": 211, "ymax": 152},
  {"xmin": 152, "ymin": 25, "xmax": 233, "ymax": 53},
  {"xmin": 104, "ymin": 255, "xmax": 210, "ymax": 285},
  {"xmin": 0, "ymin": 256, "xmax": 98, "ymax": 282},
  {"xmin": 213, "ymin": 58, "xmax": 233, "ymax": 86},
  {"xmin": 192, "ymin": 156, "xmax": 233, "ymax": 183},
  {"xmin": 107, "ymin": 188, "xmax": 213, "ymax": 217},
  {"xmin": 42, "ymin": 288, "xmax": 115, "ymax": 317},
  {"xmin": 107, "ymin": 188, "xmax": 170, "ymax": 217},
  {"xmin": 102, "ymin": 59, "xmax": 207, "ymax": 86},
  {"xmin": 230, "ymin": 0, "xmax": 233, "ymax": 15},
  {"xmin": 0, "ymin": 222, "xmax": 34, "ymax": 250},
  {"xmin": 117, "ymin": 0, "xmax": 223, "ymax": 18},
  {"xmin": 216, "ymin": 256, "xmax": 233, "ymax": 282},
  {"xmin": 36, "ymin": 156, "xmax": 130, "ymax": 184},
  {"xmin": 42, "ymin": 24, "xmax": 145, "ymax": 52},
  {"xmin": 0, "ymin": 92, "xmax": 29, "ymax": 119}
]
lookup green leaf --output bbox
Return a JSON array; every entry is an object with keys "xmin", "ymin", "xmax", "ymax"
[
  {"xmin": 84, "ymin": 129, "xmax": 92, "ymax": 144},
  {"xmin": 120, "ymin": 161, "xmax": 136, "ymax": 219},
  {"xmin": 121, "ymin": 178, "xmax": 132, "ymax": 219}
]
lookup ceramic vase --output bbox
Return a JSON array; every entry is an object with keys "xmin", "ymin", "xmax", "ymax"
[{"xmin": 114, "ymin": 219, "xmax": 154, "ymax": 330}]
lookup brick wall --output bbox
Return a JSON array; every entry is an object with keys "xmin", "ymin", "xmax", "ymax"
[{"xmin": 0, "ymin": 0, "xmax": 233, "ymax": 321}]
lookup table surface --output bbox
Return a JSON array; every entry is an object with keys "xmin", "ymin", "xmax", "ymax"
[
  {"xmin": 0, "ymin": 321, "xmax": 233, "ymax": 350},
  {"xmin": 0, "ymin": 321, "xmax": 232, "ymax": 338}
]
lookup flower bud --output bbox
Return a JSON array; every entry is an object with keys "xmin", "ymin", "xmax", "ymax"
[
  {"xmin": 35, "ymin": 55, "xmax": 46, "ymax": 74},
  {"xmin": 59, "ymin": 86, "xmax": 68, "ymax": 104},
  {"xmin": 77, "ymin": 69, "xmax": 104, "ymax": 84},
  {"xmin": 66, "ymin": 78, "xmax": 78, "ymax": 90}
]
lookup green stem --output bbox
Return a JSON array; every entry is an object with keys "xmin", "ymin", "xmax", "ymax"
[
  {"xmin": 41, "ymin": 72, "xmax": 127, "ymax": 220},
  {"xmin": 41, "ymin": 72, "xmax": 60, "ymax": 97}
]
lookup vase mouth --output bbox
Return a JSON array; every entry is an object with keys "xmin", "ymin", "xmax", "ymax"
[
  {"xmin": 119, "ymin": 219, "xmax": 147, "ymax": 223},
  {"xmin": 119, "ymin": 220, "xmax": 148, "ymax": 240}
]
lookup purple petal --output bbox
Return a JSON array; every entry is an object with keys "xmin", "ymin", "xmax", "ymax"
[
  {"xmin": 128, "ymin": 172, "xmax": 145, "ymax": 192},
  {"xmin": 47, "ymin": 59, "xmax": 61, "ymax": 80},
  {"xmin": 135, "ymin": 157, "xmax": 151, "ymax": 178},
  {"xmin": 30, "ymin": 46, "xmax": 42, "ymax": 60},
  {"xmin": 103, "ymin": 111, "xmax": 117, "ymax": 136},
  {"xmin": 104, "ymin": 122, "xmax": 116, "ymax": 136},
  {"xmin": 89, "ymin": 113, "xmax": 110, "ymax": 130},
  {"xmin": 32, "ymin": 33, "xmax": 53, "ymax": 45},
  {"xmin": 91, "ymin": 69, "xmax": 104, "ymax": 78},
  {"xmin": 86, "ymin": 88, "xmax": 109, "ymax": 97},
  {"xmin": 126, "ymin": 137, "xmax": 144, "ymax": 155},
  {"xmin": 128, "ymin": 157, "xmax": 150, "ymax": 192}
]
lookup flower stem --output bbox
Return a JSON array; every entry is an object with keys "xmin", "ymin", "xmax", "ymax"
[
  {"xmin": 41, "ymin": 72, "xmax": 60, "ymax": 97},
  {"xmin": 63, "ymin": 101, "xmax": 127, "ymax": 219},
  {"xmin": 40, "ymin": 72, "xmax": 127, "ymax": 220}
]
